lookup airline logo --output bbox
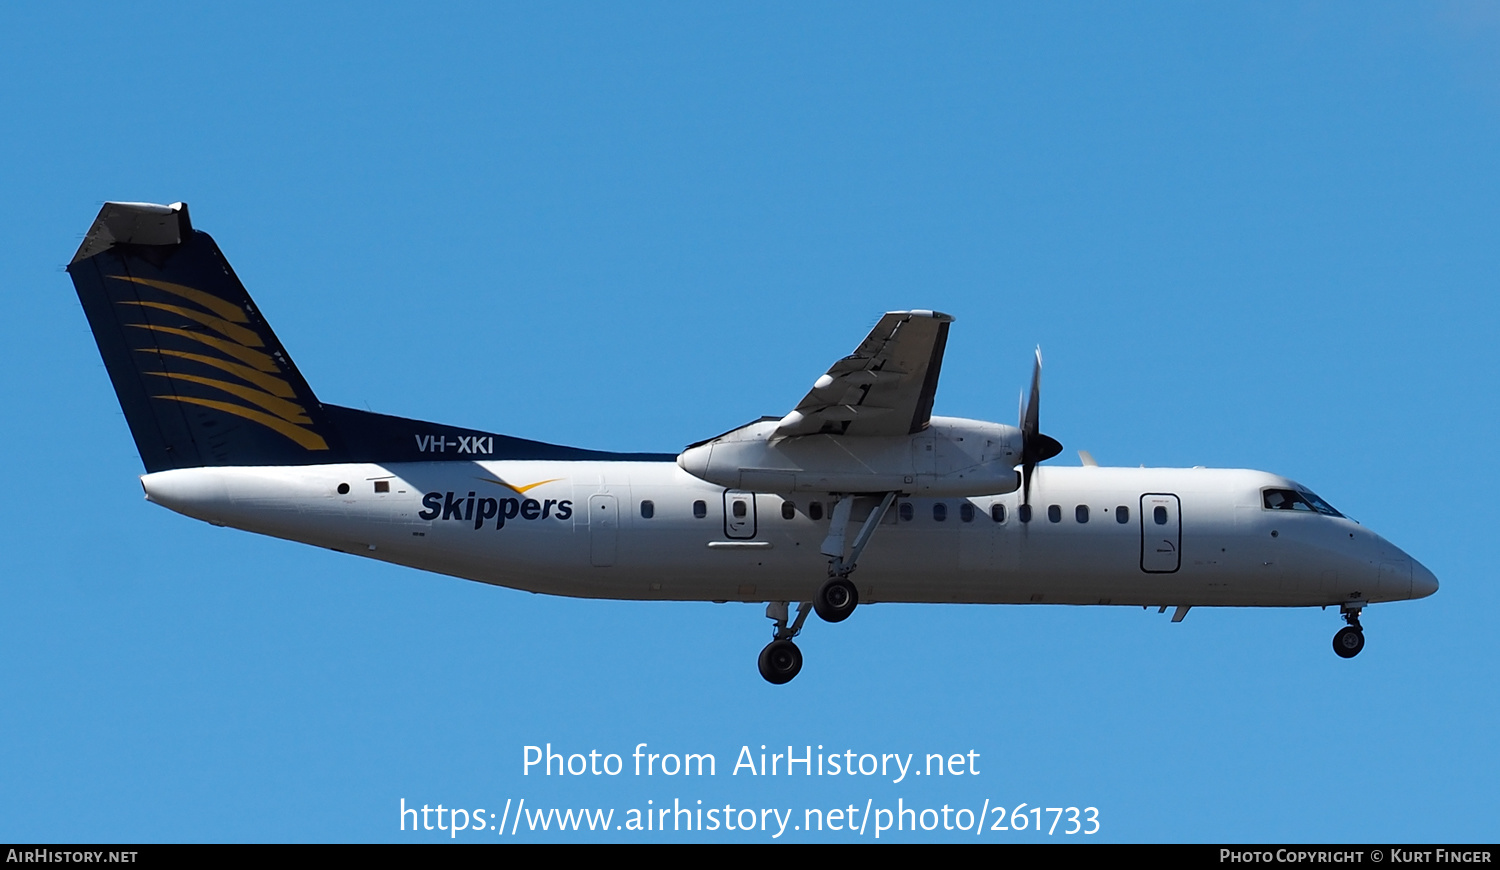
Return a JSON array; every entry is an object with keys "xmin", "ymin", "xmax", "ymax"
[
  {"xmin": 108, "ymin": 274, "xmax": 329, "ymax": 451},
  {"xmin": 420, "ymin": 478, "xmax": 573, "ymax": 529}
]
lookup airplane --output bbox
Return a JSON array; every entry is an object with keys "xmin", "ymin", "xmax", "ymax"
[{"xmin": 67, "ymin": 201, "xmax": 1439, "ymax": 685}]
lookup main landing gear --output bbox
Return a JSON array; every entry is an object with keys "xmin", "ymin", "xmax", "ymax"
[
  {"xmin": 757, "ymin": 492, "xmax": 899, "ymax": 684},
  {"xmin": 814, "ymin": 492, "xmax": 896, "ymax": 624},
  {"xmin": 1333, "ymin": 603, "xmax": 1366, "ymax": 659},
  {"xmin": 759, "ymin": 601, "xmax": 811, "ymax": 684},
  {"xmin": 814, "ymin": 577, "xmax": 858, "ymax": 623}
]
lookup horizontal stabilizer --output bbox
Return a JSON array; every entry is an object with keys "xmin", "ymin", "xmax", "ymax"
[{"xmin": 73, "ymin": 202, "xmax": 193, "ymax": 264}]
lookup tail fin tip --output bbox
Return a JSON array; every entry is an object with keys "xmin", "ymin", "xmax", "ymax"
[{"xmin": 73, "ymin": 201, "xmax": 193, "ymax": 264}]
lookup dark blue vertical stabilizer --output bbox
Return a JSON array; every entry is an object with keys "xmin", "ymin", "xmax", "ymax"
[
  {"xmin": 68, "ymin": 202, "xmax": 341, "ymax": 472},
  {"xmin": 68, "ymin": 202, "xmax": 675, "ymax": 471}
]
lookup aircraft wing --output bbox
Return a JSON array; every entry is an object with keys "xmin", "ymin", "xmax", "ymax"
[{"xmin": 776, "ymin": 310, "xmax": 953, "ymax": 437}]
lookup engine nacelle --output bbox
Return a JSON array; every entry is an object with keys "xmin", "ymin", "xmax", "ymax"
[{"xmin": 676, "ymin": 416, "xmax": 1022, "ymax": 497}]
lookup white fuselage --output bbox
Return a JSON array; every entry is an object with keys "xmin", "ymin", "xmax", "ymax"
[{"xmin": 139, "ymin": 461, "xmax": 1437, "ymax": 610}]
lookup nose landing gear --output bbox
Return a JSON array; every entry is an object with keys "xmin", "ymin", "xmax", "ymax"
[{"xmin": 1333, "ymin": 604, "xmax": 1365, "ymax": 659}]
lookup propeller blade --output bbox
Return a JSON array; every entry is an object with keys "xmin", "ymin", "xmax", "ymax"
[
  {"xmin": 1018, "ymin": 347, "xmax": 1062, "ymax": 507},
  {"xmin": 1023, "ymin": 348, "xmax": 1041, "ymax": 441}
]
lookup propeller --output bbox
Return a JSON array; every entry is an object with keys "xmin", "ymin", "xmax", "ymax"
[{"xmin": 1018, "ymin": 348, "xmax": 1063, "ymax": 507}]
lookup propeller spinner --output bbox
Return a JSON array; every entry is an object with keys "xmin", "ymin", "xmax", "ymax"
[{"xmin": 1019, "ymin": 348, "xmax": 1063, "ymax": 506}]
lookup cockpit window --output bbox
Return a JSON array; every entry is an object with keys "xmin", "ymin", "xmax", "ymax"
[
  {"xmin": 1262, "ymin": 488, "xmax": 1343, "ymax": 517},
  {"xmin": 1297, "ymin": 488, "xmax": 1344, "ymax": 517}
]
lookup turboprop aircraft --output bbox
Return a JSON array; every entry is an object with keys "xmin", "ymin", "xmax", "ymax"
[{"xmin": 67, "ymin": 201, "xmax": 1438, "ymax": 684}]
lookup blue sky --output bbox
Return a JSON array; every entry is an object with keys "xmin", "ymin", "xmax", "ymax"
[{"xmin": 2, "ymin": 3, "xmax": 1497, "ymax": 842}]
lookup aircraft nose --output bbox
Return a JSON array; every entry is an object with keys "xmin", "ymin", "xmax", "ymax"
[{"xmin": 1411, "ymin": 558, "xmax": 1439, "ymax": 599}]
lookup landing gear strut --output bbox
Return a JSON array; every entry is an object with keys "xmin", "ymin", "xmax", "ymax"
[
  {"xmin": 815, "ymin": 492, "xmax": 898, "ymax": 624},
  {"xmin": 1333, "ymin": 604, "xmax": 1365, "ymax": 659},
  {"xmin": 756, "ymin": 492, "xmax": 899, "ymax": 684},
  {"xmin": 758, "ymin": 601, "xmax": 811, "ymax": 684}
]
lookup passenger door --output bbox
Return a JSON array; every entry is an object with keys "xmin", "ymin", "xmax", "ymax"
[
  {"xmin": 1140, "ymin": 493, "xmax": 1181, "ymax": 573},
  {"xmin": 723, "ymin": 490, "xmax": 757, "ymax": 539},
  {"xmin": 588, "ymin": 493, "xmax": 618, "ymax": 567}
]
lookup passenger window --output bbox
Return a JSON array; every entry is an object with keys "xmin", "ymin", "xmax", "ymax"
[
  {"xmin": 1047, "ymin": 504, "xmax": 1061, "ymax": 523},
  {"xmin": 1075, "ymin": 505, "xmax": 1089, "ymax": 523},
  {"xmin": 733, "ymin": 501, "xmax": 747, "ymax": 519},
  {"xmin": 960, "ymin": 502, "xmax": 975, "ymax": 523},
  {"xmin": 641, "ymin": 500, "xmax": 654, "ymax": 519},
  {"xmin": 899, "ymin": 502, "xmax": 914, "ymax": 522},
  {"xmin": 933, "ymin": 503, "xmax": 948, "ymax": 522},
  {"xmin": 809, "ymin": 501, "xmax": 823, "ymax": 521},
  {"xmin": 991, "ymin": 504, "xmax": 1006, "ymax": 523},
  {"xmin": 781, "ymin": 500, "xmax": 795, "ymax": 520},
  {"xmin": 693, "ymin": 500, "xmax": 707, "ymax": 519},
  {"xmin": 1116, "ymin": 506, "xmax": 1129, "ymax": 524},
  {"xmin": 1019, "ymin": 504, "xmax": 1032, "ymax": 523},
  {"xmin": 1154, "ymin": 505, "xmax": 1168, "ymax": 525}
]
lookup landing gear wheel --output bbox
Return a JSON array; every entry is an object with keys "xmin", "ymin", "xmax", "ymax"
[
  {"xmin": 1333, "ymin": 626, "xmax": 1365, "ymax": 659},
  {"xmin": 758, "ymin": 640, "xmax": 803, "ymax": 684},
  {"xmin": 814, "ymin": 577, "xmax": 859, "ymax": 623}
]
